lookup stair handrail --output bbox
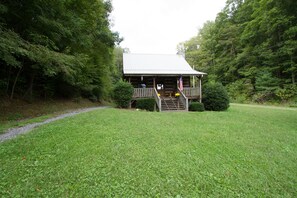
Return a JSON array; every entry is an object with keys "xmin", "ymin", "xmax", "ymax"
[
  {"xmin": 170, "ymin": 97, "xmax": 178, "ymax": 109},
  {"xmin": 163, "ymin": 98, "xmax": 170, "ymax": 110},
  {"xmin": 153, "ymin": 88, "xmax": 162, "ymax": 112},
  {"xmin": 177, "ymin": 88, "xmax": 189, "ymax": 111}
]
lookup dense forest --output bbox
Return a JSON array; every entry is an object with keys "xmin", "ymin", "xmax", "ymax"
[
  {"xmin": 2, "ymin": 0, "xmax": 296, "ymax": 105},
  {"xmin": 0, "ymin": 0, "xmax": 121, "ymax": 102},
  {"xmin": 183, "ymin": 0, "xmax": 297, "ymax": 103}
]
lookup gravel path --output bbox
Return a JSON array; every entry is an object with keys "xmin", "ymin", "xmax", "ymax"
[{"xmin": 0, "ymin": 106, "xmax": 109, "ymax": 143}]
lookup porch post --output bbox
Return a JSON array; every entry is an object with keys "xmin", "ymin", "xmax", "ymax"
[
  {"xmin": 153, "ymin": 77, "xmax": 156, "ymax": 88},
  {"xmin": 129, "ymin": 77, "xmax": 132, "ymax": 108},
  {"xmin": 192, "ymin": 65, "xmax": 195, "ymax": 88},
  {"xmin": 199, "ymin": 76, "xmax": 202, "ymax": 103}
]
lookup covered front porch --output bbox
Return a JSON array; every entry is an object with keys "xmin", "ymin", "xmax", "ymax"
[{"xmin": 125, "ymin": 76, "xmax": 203, "ymax": 111}]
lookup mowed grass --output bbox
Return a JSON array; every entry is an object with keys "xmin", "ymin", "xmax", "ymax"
[{"xmin": 0, "ymin": 106, "xmax": 296, "ymax": 197}]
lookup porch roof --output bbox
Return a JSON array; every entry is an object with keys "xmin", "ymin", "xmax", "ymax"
[{"xmin": 123, "ymin": 53, "xmax": 206, "ymax": 76}]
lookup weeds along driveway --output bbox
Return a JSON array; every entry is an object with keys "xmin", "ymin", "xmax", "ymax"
[{"xmin": 0, "ymin": 106, "xmax": 109, "ymax": 143}]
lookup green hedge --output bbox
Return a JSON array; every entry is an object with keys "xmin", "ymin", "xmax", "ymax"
[
  {"xmin": 112, "ymin": 80, "xmax": 133, "ymax": 108},
  {"xmin": 203, "ymin": 83, "xmax": 230, "ymax": 111},
  {"xmin": 136, "ymin": 98, "xmax": 155, "ymax": 111},
  {"xmin": 189, "ymin": 102, "xmax": 205, "ymax": 112}
]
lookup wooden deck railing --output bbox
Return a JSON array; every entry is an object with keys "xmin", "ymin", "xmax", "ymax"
[
  {"xmin": 133, "ymin": 88, "xmax": 162, "ymax": 111},
  {"xmin": 183, "ymin": 87, "xmax": 200, "ymax": 98},
  {"xmin": 153, "ymin": 88, "xmax": 162, "ymax": 112},
  {"xmin": 133, "ymin": 88, "xmax": 200, "ymax": 111},
  {"xmin": 177, "ymin": 88, "xmax": 188, "ymax": 111},
  {"xmin": 133, "ymin": 88, "xmax": 154, "ymax": 98}
]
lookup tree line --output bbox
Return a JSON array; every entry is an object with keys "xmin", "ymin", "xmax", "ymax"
[
  {"xmin": 0, "ymin": 0, "xmax": 121, "ymax": 102},
  {"xmin": 182, "ymin": 0, "xmax": 297, "ymax": 103}
]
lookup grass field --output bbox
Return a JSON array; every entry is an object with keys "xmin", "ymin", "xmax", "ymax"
[{"xmin": 0, "ymin": 105, "xmax": 296, "ymax": 197}]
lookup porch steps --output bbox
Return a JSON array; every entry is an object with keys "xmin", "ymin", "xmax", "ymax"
[{"xmin": 161, "ymin": 97, "xmax": 186, "ymax": 111}]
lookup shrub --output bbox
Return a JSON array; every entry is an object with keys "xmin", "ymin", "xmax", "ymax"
[
  {"xmin": 252, "ymin": 91, "xmax": 275, "ymax": 103},
  {"xmin": 226, "ymin": 79, "xmax": 253, "ymax": 103},
  {"xmin": 112, "ymin": 80, "xmax": 133, "ymax": 108},
  {"xmin": 189, "ymin": 102, "xmax": 205, "ymax": 112},
  {"xmin": 136, "ymin": 98, "xmax": 155, "ymax": 111},
  {"xmin": 275, "ymin": 85, "xmax": 297, "ymax": 102},
  {"xmin": 203, "ymin": 83, "xmax": 230, "ymax": 111}
]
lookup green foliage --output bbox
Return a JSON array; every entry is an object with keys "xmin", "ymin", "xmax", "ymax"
[
  {"xmin": 189, "ymin": 102, "xmax": 205, "ymax": 112},
  {"xmin": 112, "ymin": 81, "xmax": 133, "ymax": 108},
  {"xmin": 136, "ymin": 98, "xmax": 155, "ymax": 111},
  {"xmin": 227, "ymin": 79, "xmax": 254, "ymax": 102},
  {"xmin": 203, "ymin": 83, "xmax": 230, "ymax": 111},
  {"xmin": 183, "ymin": 0, "xmax": 297, "ymax": 103},
  {"xmin": 252, "ymin": 92, "xmax": 275, "ymax": 104},
  {"xmin": 0, "ymin": 0, "xmax": 120, "ymax": 101},
  {"xmin": 1, "ymin": 107, "xmax": 297, "ymax": 196},
  {"xmin": 7, "ymin": 113, "xmax": 23, "ymax": 121},
  {"xmin": 255, "ymin": 69, "xmax": 280, "ymax": 92},
  {"xmin": 275, "ymin": 85, "xmax": 297, "ymax": 102}
]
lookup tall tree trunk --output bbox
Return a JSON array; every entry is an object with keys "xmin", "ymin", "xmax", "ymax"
[{"xmin": 10, "ymin": 66, "xmax": 23, "ymax": 100}]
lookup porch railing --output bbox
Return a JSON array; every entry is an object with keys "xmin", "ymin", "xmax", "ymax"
[
  {"xmin": 133, "ymin": 88, "xmax": 154, "ymax": 98},
  {"xmin": 183, "ymin": 87, "xmax": 200, "ymax": 98},
  {"xmin": 132, "ymin": 88, "xmax": 162, "ymax": 111},
  {"xmin": 153, "ymin": 88, "xmax": 162, "ymax": 112},
  {"xmin": 177, "ymin": 88, "xmax": 188, "ymax": 111}
]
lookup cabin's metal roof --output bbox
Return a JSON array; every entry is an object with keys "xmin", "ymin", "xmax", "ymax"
[{"xmin": 123, "ymin": 53, "xmax": 206, "ymax": 76}]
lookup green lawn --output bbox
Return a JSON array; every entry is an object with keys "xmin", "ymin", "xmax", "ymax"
[{"xmin": 0, "ymin": 106, "xmax": 297, "ymax": 197}]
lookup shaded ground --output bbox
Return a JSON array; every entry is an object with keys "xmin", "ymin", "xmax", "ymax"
[
  {"xmin": 0, "ymin": 98, "xmax": 108, "ymax": 134},
  {"xmin": 0, "ymin": 98, "xmax": 102, "ymax": 121},
  {"xmin": 0, "ymin": 106, "xmax": 108, "ymax": 142}
]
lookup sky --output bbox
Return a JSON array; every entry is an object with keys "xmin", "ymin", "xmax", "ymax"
[{"xmin": 110, "ymin": 0, "xmax": 227, "ymax": 54}]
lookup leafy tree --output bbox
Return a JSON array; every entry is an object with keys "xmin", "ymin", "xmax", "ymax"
[
  {"xmin": 0, "ymin": 0, "xmax": 120, "ymax": 101},
  {"xmin": 182, "ymin": 0, "xmax": 297, "ymax": 103}
]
